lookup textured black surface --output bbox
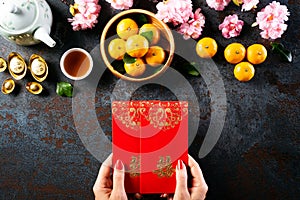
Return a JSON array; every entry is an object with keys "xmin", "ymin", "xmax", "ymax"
[{"xmin": 0, "ymin": 0, "xmax": 299, "ymax": 199}]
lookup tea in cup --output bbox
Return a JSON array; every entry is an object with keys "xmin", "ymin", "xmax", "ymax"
[{"xmin": 60, "ymin": 48, "xmax": 93, "ymax": 80}]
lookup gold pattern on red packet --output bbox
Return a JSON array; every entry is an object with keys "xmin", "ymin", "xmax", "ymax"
[
  {"xmin": 153, "ymin": 156, "xmax": 175, "ymax": 178},
  {"xmin": 129, "ymin": 156, "xmax": 141, "ymax": 177},
  {"xmin": 112, "ymin": 101, "xmax": 188, "ymax": 130}
]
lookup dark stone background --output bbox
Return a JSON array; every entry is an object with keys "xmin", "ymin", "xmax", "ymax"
[{"xmin": 0, "ymin": 0, "xmax": 299, "ymax": 199}]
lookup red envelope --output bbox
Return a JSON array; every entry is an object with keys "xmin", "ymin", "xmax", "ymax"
[{"xmin": 112, "ymin": 101, "xmax": 188, "ymax": 194}]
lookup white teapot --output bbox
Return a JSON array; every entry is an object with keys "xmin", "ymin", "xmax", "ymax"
[{"xmin": 0, "ymin": 0, "xmax": 56, "ymax": 47}]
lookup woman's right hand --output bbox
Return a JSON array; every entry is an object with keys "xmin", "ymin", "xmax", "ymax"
[{"xmin": 162, "ymin": 155, "xmax": 208, "ymax": 200}]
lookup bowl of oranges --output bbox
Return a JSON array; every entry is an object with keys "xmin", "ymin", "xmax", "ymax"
[{"xmin": 100, "ymin": 9, "xmax": 175, "ymax": 82}]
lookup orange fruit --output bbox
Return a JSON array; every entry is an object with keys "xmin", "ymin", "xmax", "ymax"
[
  {"xmin": 139, "ymin": 24, "xmax": 160, "ymax": 45},
  {"xmin": 124, "ymin": 58, "xmax": 146, "ymax": 77},
  {"xmin": 234, "ymin": 62, "xmax": 255, "ymax": 82},
  {"xmin": 196, "ymin": 37, "xmax": 218, "ymax": 58},
  {"xmin": 247, "ymin": 44, "xmax": 267, "ymax": 65},
  {"xmin": 116, "ymin": 18, "xmax": 138, "ymax": 40},
  {"xmin": 224, "ymin": 43, "xmax": 246, "ymax": 64},
  {"xmin": 145, "ymin": 46, "xmax": 166, "ymax": 67},
  {"xmin": 126, "ymin": 34, "xmax": 149, "ymax": 58},
  {"xmin": 108, "ymin": 38, "xmax": 126, "ymax": 60}
]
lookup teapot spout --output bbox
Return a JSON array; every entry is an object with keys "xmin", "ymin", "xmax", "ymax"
[{"xmin": 33, "ymin": 27, "xmax": 56, "ymax": 48}]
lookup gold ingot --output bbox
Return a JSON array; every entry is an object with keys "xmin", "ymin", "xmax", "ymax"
[
  {"xmin": 29, "ymin": 54, "xmax": 48, "ymax": 82},
  {"xmin": 26, "ymin": 82, "xmax": 43, "ymax": 95},
  {"xmin": 8, "ymin": 52, "xmax": 27, "ymax": 80},
  {"xmin": 1, "ymin": 78, "xmax": 15, "ymax": 94},
  {"xmin": 0, "ymin": 57, "xmax": 7, "ymax": 72}
]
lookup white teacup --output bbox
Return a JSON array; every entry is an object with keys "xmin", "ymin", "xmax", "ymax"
[{"xmin": 60, "ymin": 48, "xmax": 93, "ymax": 80}]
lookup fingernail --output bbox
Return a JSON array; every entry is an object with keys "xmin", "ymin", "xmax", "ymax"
[
  {"xmin": 177, "ymin": 160, "xmax": 184, "ymax": 170},
  {"xmin": 160, "ymin": 193, "xmax": 168, "ymax": 198},
  {"xmin": 135, "ymin": 193, "xmax": 142, "ymax": 199},
  {"xmin": 115, "ymin": 159, "xmax": 124, "ymax": 170}
]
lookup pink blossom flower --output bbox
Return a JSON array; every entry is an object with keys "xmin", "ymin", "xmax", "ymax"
[
  {"xmin": 241, "ymin": 0, "xmax": 259, "ymax": 11},
  {"xmin": 106, "ymin": 0, "xmax": 133, "ymax": 10},
  {"xmin": 206, "ymin": 0, "xmax": 231, "ymax": 11},
  {"xmin": 255, "ymin": 1, "xmax": 290, "ymax": 39},
  {"xmin": 155, "ymin": 0, "xmax": 206, "ymax": 40},
  {"xmin": 155, "ymin": 0, "xmax": 193, "ymax": 26},
  {"xmin": 219, "ymin": 14, "xmax": 244, "ymax": 38},
  {"xmin": 68, "ymin": 0, "xmax": 101, "ymax": 31},
  {"xmin": 177, "ymin": 8, "xmax": 205, "ymax": 39}
]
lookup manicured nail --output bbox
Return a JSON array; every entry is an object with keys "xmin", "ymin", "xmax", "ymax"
[
  {"xmin": 135, "ymin": 193, "xmax": 143, "ymax": 199},
  {"xmin": 115, "ymin": 159, "xmax": 124, "ymax": 170},
  {"xmin": 177, "ymin": 160, "xmax": 184, "ymax": 170},
  {"xmin": 160, "ymin": 193, "xmax": 168, "ymax": 198}
]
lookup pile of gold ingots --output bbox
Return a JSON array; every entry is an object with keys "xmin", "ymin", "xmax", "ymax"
[{"xmin": 0, "ymin": 52, "xmax": 48, "ymax": 95}]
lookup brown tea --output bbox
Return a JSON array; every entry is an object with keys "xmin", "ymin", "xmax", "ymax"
[{"xmin": 63, "ymin": 51, "xmax": 91, "ymax": 77}]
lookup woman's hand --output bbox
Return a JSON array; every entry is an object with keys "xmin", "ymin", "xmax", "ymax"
[
  {"xmin": 93, "ymin": 154, "xmax": 207, "ymax": 200},
  {"xmin": 163, "ymin": 155, "xmax": 208, "ymax": 200},
  {"xmin": 93, "ymin": 154, "xmax": 127, "ymax": 200}
]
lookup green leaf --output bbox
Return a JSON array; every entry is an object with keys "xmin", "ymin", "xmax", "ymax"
[
  {"xmin": 111, "ymin": 60, "xmax": 125, "ymax": 73},
  {"xmin": 183, "ymin": 62, "xmax": 200, "ymax": 76},
  {"xmin": 56, "ymin": 82, "xmax": 73, "ymax": 97},
  {"xmin": 140, "ymin": 31, "xmax": 153, "ymax": 44},
  {"xmin": 123, "ymin": 53, "xmax": 136, "ymax": 64},
  {"xmin": 188, "ymin": 69, "xmax": 200, "ymax": 76},
  {"xmin": 133, "ymin": 14, "xmax": 148, "ymax": 27},
  {"xmin": 271, "ymin": 42, "xmax": 292, "ymax": 63}
]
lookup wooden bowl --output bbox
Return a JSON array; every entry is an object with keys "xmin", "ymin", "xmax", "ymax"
[{"xmin": 100, "ymin": 9, "xmax": 175, "ymax": 82}]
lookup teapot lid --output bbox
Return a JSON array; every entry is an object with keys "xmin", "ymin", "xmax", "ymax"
[{"xmin": 0, "ymin": 0, "xmax": 38, "ymax": 33}]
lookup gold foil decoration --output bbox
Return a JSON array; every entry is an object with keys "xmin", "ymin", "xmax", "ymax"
[
  {"xmin": 112, "ymin": 101, "xmax": 188, "ymax": 130},
  {"xmin": 153, "ymin": 156, "xmax": 175, "ymax": 178},
  {"xmin": 129, "ymin": 156, "xmax": 141, "ymax": 177}
]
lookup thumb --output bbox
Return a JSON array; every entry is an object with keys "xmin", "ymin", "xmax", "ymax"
[
  {"xmin": 175, "ymin": 160, "xmax": 189, "ymax": 193},
  {"xmin": 111, "ymin": 160, "xmax": 127, "ymax": 199},
  {"xmin": 112, "ymin": 159, "xmax": 126, "ymax": 192}
]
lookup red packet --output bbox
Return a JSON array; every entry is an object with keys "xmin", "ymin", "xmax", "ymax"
[{"xmin": 112, "ymin": 101, "xmax": 188, "ymax": 194}]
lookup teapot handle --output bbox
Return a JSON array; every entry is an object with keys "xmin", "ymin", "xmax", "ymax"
[{"xmin": 33, "ymin": 27, "xmax": 56, "ymax": 48}]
